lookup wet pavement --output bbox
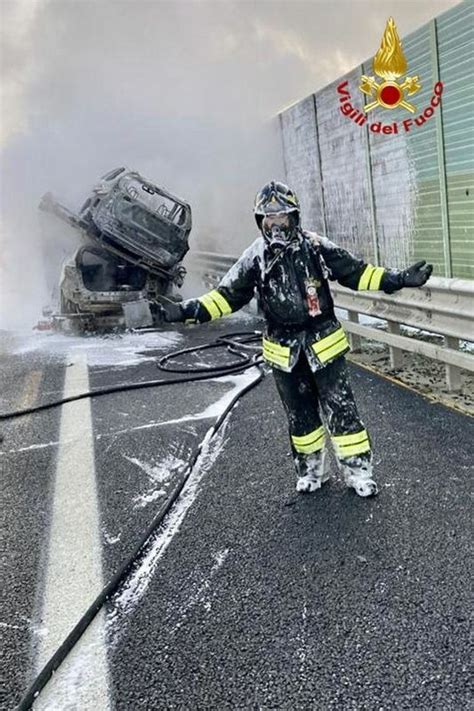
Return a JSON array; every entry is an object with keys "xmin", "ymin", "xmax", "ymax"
[{"xmin": 1, "ymin": 313, "xmax": 472, "ymax": 710}]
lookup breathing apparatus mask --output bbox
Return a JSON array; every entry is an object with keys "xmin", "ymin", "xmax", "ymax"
[{"xmin": 261, "ymin": 212, "xmax": 298, "ymax": 248}]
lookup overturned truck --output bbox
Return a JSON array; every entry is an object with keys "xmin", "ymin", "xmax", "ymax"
[{"xmin": 40, "ymin": 167, "xmax": 192, "ymax": 332}]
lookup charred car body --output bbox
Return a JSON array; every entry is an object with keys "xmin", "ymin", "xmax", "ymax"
[{"xmin": 40, "ymin": 167, "xmax": 192, "ymax": 331}]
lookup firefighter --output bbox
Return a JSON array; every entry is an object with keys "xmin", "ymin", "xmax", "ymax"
[{"xmin": 157, "ymin": 181, "xmax": 433, "ymax": 497}]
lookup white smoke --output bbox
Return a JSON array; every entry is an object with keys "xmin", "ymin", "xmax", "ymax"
[{"xmin": 0, "ymin": 0, "xmax": 460, "ymax": 328}]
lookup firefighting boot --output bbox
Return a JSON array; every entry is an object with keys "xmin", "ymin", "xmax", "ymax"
[
  {"xmin": 339, "ymin": 456, "xmax": 378, "ymax": 497},
  {"xmin": 295, "ymin": 448, "xmax": 331, "ymax": 493}
]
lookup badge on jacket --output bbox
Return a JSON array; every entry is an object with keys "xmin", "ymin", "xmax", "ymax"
[{"xmin": 304, "ymin": 278, "xmax": 322, "ymax": 316}]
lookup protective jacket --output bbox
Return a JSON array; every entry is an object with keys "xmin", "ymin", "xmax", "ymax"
[{"xmin": 180, "ymin": 229, "xmax": 404, "ymax": 373}]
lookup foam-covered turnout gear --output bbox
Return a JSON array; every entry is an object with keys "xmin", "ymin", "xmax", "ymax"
[
  {"xmin": 165, "ymin": 222, "xmax": 432, "ymax": 495},
  {"xmin": 345, "ymin": 474, "xmax": 378, "ymax": 497},
  {"xmin": 295, "ymin": 448, "xmax": 331, "ymax": 493},
  {"xmin": 273, "ymin": 352, "xmax": 378, "ymax": 496},
  {"xmin": 176, "ymin": 230, "xmax": 420, "ymax": 366}
]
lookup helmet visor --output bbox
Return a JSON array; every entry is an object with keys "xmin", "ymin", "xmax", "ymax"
[{"xmin": 262, "ymin": 213, "xmax": 290, "ymax": 230}]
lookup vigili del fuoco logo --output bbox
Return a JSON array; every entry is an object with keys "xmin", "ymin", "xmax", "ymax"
[{"xmin": 337, "ymin": 17, "xmax": 444, "ymax": 135}]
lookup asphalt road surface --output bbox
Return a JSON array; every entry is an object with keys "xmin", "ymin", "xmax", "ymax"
[{"xmin": 1, "ymin": 313, "xmax": 473, "ymax": 710}]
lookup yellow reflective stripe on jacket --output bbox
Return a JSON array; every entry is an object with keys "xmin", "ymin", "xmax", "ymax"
[
  {"xmin": 262, "ymin": 348, "xmax": 289, "ymax": 367},
  {"xmin": 198, "ymin": 293, "xmax": 220, "ymax": 319},
  {"xmin": 311, "ymin": 327, "xmax": 349, "ymax": 364},
  {"xmin": 317, "ymin": 334, "xmax": 348, "ymax": 364},
  {"xmin": 291, "ymin": 426, "xmax": 325, "ymax": 454},
  {"xmin": 262, "ymin": 338, "xmax": 290, "ymax": 357},
  {"xmin": 369, "ymin": 267, "xmax": 385, "ymax": 290},
  {"xmin": 312, "ymin": 327, "xmax": 346, "ymax": 354},
  {"xmin": 358, "ymin": 265, "xmax": 385, "ymax": 291},
  {"xmin": 262, "ymin": 338, "xmax": 290, "ymax": 367},
  {"xmin": 262, "ymin": 350, "xmax": 289, "ymax": 368},
  {"xmin": 358, "ymin": 265, "xmax": 375, "ymax": 290},
  {"xmin": 198, "ymin": 290, "xmax": 232, "ymax": 319},
  {"xmin": 332, "ymin": 429, "xmax": 371, "ymax": 458},
  {"xmin": 208, "ymin": 289, "xmax": 232, "ymax": 315},
  {"xmin": 262, "ymin": 346, "xmax": 288, "ymax": 363}
]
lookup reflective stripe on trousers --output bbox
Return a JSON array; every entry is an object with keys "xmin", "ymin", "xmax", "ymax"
[{"xmin": 272, "ymin": 352, "xmax": 372, "ymax": 479}]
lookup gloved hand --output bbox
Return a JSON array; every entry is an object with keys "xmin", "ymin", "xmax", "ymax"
[
  {"xmin": 400, "ymin": 260, "xmax": 433, "ymax": 288},
  {"xmin": 149, "ymin": 300, "xmax": 185, "ymax": 324}
]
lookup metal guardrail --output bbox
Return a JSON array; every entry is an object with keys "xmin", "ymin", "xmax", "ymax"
[{"xmin": 190, "ymin": 250, "xmax": 474, "ymax": 392}]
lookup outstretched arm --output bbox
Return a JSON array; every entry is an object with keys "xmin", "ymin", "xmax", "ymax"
[
  {"xmin": 316, "ymin": 235, "xmax": 433, "ymax": 294},
  {"xmin": 156, "ymin": 241, "xmax": 258, "ymax": 324}
]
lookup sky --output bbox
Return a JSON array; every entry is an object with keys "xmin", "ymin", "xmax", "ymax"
[{"xmin": 0, "ymin": 0, "xmax": 461, "ymax": 328}]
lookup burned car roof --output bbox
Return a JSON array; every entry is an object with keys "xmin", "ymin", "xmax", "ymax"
[{"xmin": 79, "ymin": 168, "xmax": 192, "ymax": 273}]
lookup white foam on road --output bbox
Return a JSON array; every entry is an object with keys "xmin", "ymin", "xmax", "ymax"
[
  {"xmin": 124, "ymin": 452, "xmax": 188, "ymax": 509},
  {"xmin": 168, "ymin": 548, "xmax": 230, "ymax": 634},
  {"xmin": 107, "ymin": 424, "xmax": 227, "ymax": 640},
  {"xmin": 0, "ymin": 440, "xmax": 61, "ymax": 455},
  {"xmin": 10, "ymin": 328, "xmax": 183, "ymax": 367},
  {"xmin": 0, "ymin": 371, "xmax": 259, "ymax": 457},
  {"xmin": 95, "ymin": 371, "xmax": 262, "ymax": 438},
  {"xmin": 34, "ymin": 353, "xmax": 110, "ymax": 710},
  {"xmin": 107, "ymin": 367, "xmax": 261, "ymax": 638}
]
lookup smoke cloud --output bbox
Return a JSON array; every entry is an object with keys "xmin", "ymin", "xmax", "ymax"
[{"xmin": 0, "ymin": 0, "xmax": 459, "ymax": 328}]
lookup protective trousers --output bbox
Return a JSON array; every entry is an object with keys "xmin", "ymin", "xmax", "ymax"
[{"xmin": 272, "ymin": 352, "xmax": 373, "ymax": 486}]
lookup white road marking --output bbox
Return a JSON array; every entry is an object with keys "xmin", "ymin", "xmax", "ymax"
[
  {"xmin": 17, "ymin": 369, "xmax": 43, "ymax": 411},
  {"xmin": 34, "ymin": 354, "xmax": 110, "ymax": 710}
]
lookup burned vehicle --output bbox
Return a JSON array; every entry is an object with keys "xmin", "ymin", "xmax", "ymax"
[{"xmin": 40, "ymin": 167, "xmax": 192, "ymax": 331}]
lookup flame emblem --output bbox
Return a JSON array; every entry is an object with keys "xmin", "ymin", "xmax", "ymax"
[{"xmin": 359, "ymin": 17, "xmax": 421, "ymax": 114}]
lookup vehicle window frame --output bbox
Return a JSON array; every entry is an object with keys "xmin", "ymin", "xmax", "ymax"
[{"xmin": 114, "ymin": 194, "xmax": 188, "ymax": 241}]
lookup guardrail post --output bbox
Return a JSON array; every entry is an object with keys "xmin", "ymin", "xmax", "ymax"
[
  {"xmin": 445, "ymin": 336, "xmax": 462, "ymax": 391},
  {"xmin": 387, "ymin": 321, "xmax": 404, "ymax": 368},
  {"xmin": 347, "ymin": 311, "xmax": 361, "ymax": 352}
]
